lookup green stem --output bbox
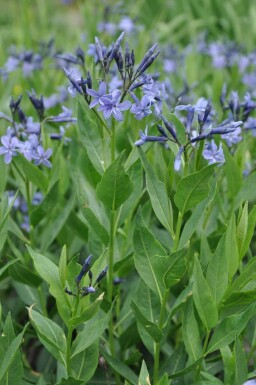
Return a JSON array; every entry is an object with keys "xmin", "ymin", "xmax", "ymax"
[
  {"xmin": 66, "ymin": 326, "xmax": 73, "ymax": 376},
  {"xmin": 196, "ymin": 329, "xmax": 211, "ymax": 380},
  {"xmin": 108, "ymin": 209, "xmax": 116, "ymax": 356},
  {"xmin": 153, "ymin": 289, "xmax": 169, "ymax": 385},
  {"xmin": 111, "ymin": 119, "xmax": 116, "ymax": 162},
  {"xmin": 66, "ymin": 294, "xmax": 80, "ymax": 376},
  {"xmin": 173, "ymin": 211, "xmax": 183, "ymax": 251}
]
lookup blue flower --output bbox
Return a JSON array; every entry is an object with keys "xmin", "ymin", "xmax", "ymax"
[
  {"xmin": 202, "ymin": 140, "xmax": 225, "ymax": 165},
  {"xmin": 87, "ymin": 82, "xmax": 107, "ymax": 108},
  {"xmin": 98, "ymin": 90, "xmax": 131, "ymax": 121},
  {"xmin": 0, "ymin": 135, "xmax": 19, "ymax": 164},
  {"xmin": 130, "ymin": 93, "xmax": 152, "ymax": 120},
  {"xmin": 33, "ymin": 146, "xmax": 52, "ymax": 168}
]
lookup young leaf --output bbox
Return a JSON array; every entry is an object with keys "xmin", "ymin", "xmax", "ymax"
[
  {"xmin": 27, "ymin": 246, "xmax": 71, "ymax": 324},
  {"xmin": 138, "ymin": 360, "xmax": 152, "ymax": 385},
  {"xmin": 168, "ymin": 113, "xmax": 187, "ymax": 145},
  {"xmin": 206, "ymin": 303, "xmax": 256, "ymax": 354},
  {"xmin": 193, "ymin": 257, "xmax": 218, "ymax": 330},
  {"xmin": 96, "ymin": 152, "xmax": 133, "ymax": 210},
  {"xmin": 0, "ymin": 313, "xmax": 23, "ymax": 385},
  {"xmin": 0, "ymin": 325, "xmax": 27, "ymax": 382},
  {"xmin": 69, "ymin": 293, "xmax": 104, "ymax": 328},
  {"xmin": 174, "ymin": 164, "xmax": 215, "ymax": 214},
  {"xmin": 28, "ymin": 306, "xmax": 67, "ymax": 366},
  {"xmin": 59, "ymin": 245, "xmax": 67, "ymax": 289},
  {"xmin": 240, "ymin": 205, "xmax": 256, "ymax": 259},
  {"xmin": 225, "ymin": 214, "xmax": 239, "ymax": 280},
  {"xmin": 71, "ymin": 309, "xmax": 111, "ymax": 358},
  {"xmin": 138, "ymin": 148, "xmax": 173, "ymax": 236}
]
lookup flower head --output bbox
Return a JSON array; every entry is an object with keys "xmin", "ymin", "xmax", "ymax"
[{"xmin": 202, "ymin": 140, "xmax": 225, "ymax": 165}]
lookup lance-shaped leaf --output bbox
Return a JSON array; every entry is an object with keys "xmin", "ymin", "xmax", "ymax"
[
  {"xmin": 206, "ymin": 303, "xmax": 256, "ymax": 354},
  {"xmin": 224, "ymin": 258, "xmax": 256, "ymax": 300},
  {"xmin": 27, "ymin": 246, "xmax": 71, "ymax": 324},
  {"xmin": 206, "ymin": 234, "xmax": 228, "ymax": 306},
  {"xmin": 0, "ymin": 325, "xmax": 27, "ymax": 382},
  {"xmin": 70, "ymin": 342, "xmax": 98, "ymax": 382},
  {"xmin": 193, "ymin": 257, "xmax": 218, "ymax": 330},
  {"xmin": 131, "ymin": 300, "xmax": 163, "ymax": 343},
  {"xmin": 28, "ymin": 306, "xmax": 67, "ymax": 366},
  {"xmin": 0, "ymin": 313, "xmax": 23, "ymax": 384},
  {"xmin": 138, "ymin": 148, "xmax": 173, "ymax": 236},
  {"xmin": 178, "ymin": 177, "xmax": 218, "ymax": 249},
  {"xmin": 133, "ymin": 209, "xmax": 169, "ymax": 299},
  {"xmin": 96, "ymin": 152, "xmax": 133, "ymax": 210},
  {"xmin": 182, "ymin": 298, "xmax": 202, "ymax": 362},
  {"xmin": 164, "ymin": 248, "xmax": 187, "ymax": 288},
  {"xmin": 14, "ymin": 155, "xmax": 48, "ymax": 192},
  {"xmin": 240, "ymin": 205, "xmax": 256, "ymax": 259},
  {"xmin": 138, "ymin": 361, "xmax": 152, "ymax": 385},
  {"xmin": 71, "ymin": 309, "xmax": 111, "ymax": 357},
  {"xmin": 69, "ymin": 293, "xmax": 104, "ymax": 328},
  {"xmin": 102, "ymin": 351, "xmax": 138, "ymax": 385},
  {"xmin": 233, "ymin": 336, "xmax": 247, "ymax": 385},
  {"xmin": 168, "ymin": 113, "xmax": 187, "ymax": 145},
  {"xmin": 225, "ymin": 214, "xmax": 239, "ymax": 280},
  {"xmin": 174, "ymin": 164, "xmax": 215, "ymax": 214},
  {"xmin": 77, "ymin": 97, "xmax": 105, "ymax": 175}
]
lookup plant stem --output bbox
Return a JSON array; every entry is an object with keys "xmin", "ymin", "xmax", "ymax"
[
  {"xmin": 66, "ymin": 325, "xmax": 73, "ymax": 376},
  {"xmin": 173, "ymin": 211, "xmax": 183, "ymax": 251},
  {"xmin": 108, "ymin": 209, "xmax": 116, "ymax": 355},
  {"xmin": 196, "ymin": 329, "xmax": 211, "ymax": 380},
  {"xmin": 153, "ymin": 289, "xmax": 169, "ymax": 385},
  {"xmin": 111, "ymin": 119, "xmax": 116, "ymax": 162}
]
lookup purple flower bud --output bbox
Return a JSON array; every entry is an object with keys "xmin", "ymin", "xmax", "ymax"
[
  {"xmin": 95, "ymin": 266, "xmax": 108, "ymax": 285},
  {"xmin": 81, "ymin": 286, "xmax": 96, "ymax": 296},
  {"xmin": 76, "ymin": 255, "xmax": 93, "ymax": 283}
]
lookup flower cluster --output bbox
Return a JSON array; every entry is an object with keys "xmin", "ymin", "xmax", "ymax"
[
  {"xmin": 0, "ymin": 93, "xmax": 75, "ymax": 166},
  {"xmin": 65, "ymin": 255, "xmax": 108, "ymax": 297}
]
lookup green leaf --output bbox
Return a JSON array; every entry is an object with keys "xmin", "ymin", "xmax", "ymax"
[
  {"xmin": 168, "ymin": 357, "xmax": 203, "ymax": 379},
  {"xmin": 81, "ymin": 207, "xmax": 109, "ymax": 246},
  {"xmin": 221, "ymin": 346, "xmax": 234, "ymax": 385},
  {"xmin": 8, "ymin": 262, "xmax": 42, "ymax": 287},
  {"xmin": 59, "ymin": 245, "xmax": 67, "ymax": 289},
  {"xmin": 0, "ymin": 325, "xmax": 27, "ymax": 382},
  {"xmin": 240, "ymin": 205, "xmax": 256, "ymax": 259},
  {"xmin": 236, "ymin": 202, "xmax": 248, "ymax": 258},
  {"xmin": 174, "ymin": 164, "xmax": 215, "ymax": 214},
  {"xmin": 77, "ymin": 97, "xmax": 105, "ymax": 175},
  {"xmin": 138, "ymin": 361, "xmax": 151, "ymax": 385},
  {"xmin": 164, "ymin": 248, "xmax": 187, "ymax": 288},
  {"xmin": 224, "ymin": 258, "xmax": 256, "ymax": 299},
  {"xmin": 169, "ymin": 283, "xmax": 193, "ymax": 318},
  {"xmin": 13, "ymin": 155, "xmax": 48, "ymax": 192},
  {"xmin": 182, "ymin": 298, "xmax": 202, "ymax": 362},
  {"xmin": 206, "ymin": 304, "xmax": 256, "ymax": 354},
  {"xmin": 102, "ymin": 350, "xmax": 138, "ymax": 385},
  {"xmin": 223, "ymin": 144, "xmax": 242, "ymax": 200},
  {"xmin": 69, "ymin": 292, "xmax": 104, "ymax": 328},
  {"xmin": 71, "ymin": 309, "xmax": 111, "ymax": 358},
  {"xmin": 178, "ymin": 178, "xmax": 217, "ymax": 249},
  {"xmin": 225, "ymin": 214, "xmax": 239, "ymax": 280},
  {"xmin": 206, "ymin": 235, "xmax": 228, "ymax": 305},
  {"xmin": 70, "ymin": 341, "xmax": 98, "ymax": 382},
  {"xmin": 96, "ymin": 152, "xmax": 133, "ymax": 210},
  {"xmin": 28, "ymin": 306, "xmax": 67, "ymax": 366},
  {"xmin": 157, "ymin": 373, "xmax": 169, "ymax": 385},
  {"xmin": 30, "ymin": 182, "xmax": 59, "ymax": 226},
  {"xmin": 160, "ymin": 346, "xmax": 187, "ymax": 377},
  {"xmin": 138, "ymin": 148, "xmax": 173, "ymax": 236},
  {"xmin": 131, "ymin": 300, "xmax": 163, "ymax": 343},
  {"xmin": 233, "ymin": 336, "xmax": 247, "ymax": 385},
  {"xmin": 0, "ymin": 313, "xmax": 23, "ymax": 385},
  {"xmin": 133, "ymin": 209, "xmax": 169, "ymax": 299},
  {"xmin": 27, "ymin": 246, "xmax": 71, "ymax": 324},
  {"xmin": 235, "ymin": 170, "xmax": 256, "ymax": 208},
  {"xmin": 0, "ymin": 259, "xmax": 19, "ymax": 279},
  {"xmin": 193, "ymin": 257, "xmax": 218, "ymax": 330},
  {"xmin": 167, "ymin": 113, "xmax": 187, "ymax": 145},
  {"xmin": 40, "ymin": 193, "xmax": 76, "ymax": 250}
]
